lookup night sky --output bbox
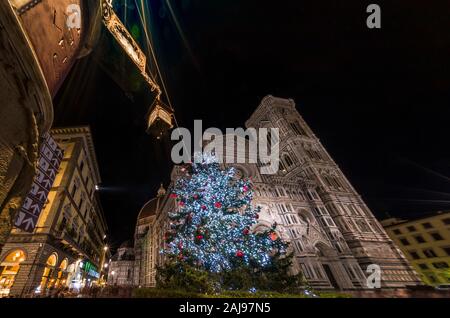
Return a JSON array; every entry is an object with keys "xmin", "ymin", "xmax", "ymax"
[{"xmin": 54, "ymin": 1, "xmax": 450, "ymax": 249}]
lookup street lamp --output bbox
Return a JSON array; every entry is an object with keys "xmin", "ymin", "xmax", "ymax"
[{"xmin": 98, "ymin": 245, "xmax": 108, "ymax": 285}]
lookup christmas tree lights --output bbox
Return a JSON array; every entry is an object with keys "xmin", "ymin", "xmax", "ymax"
[{"xmin": 162, "ymin": 154, "xmax": 287, "ymax": 273}]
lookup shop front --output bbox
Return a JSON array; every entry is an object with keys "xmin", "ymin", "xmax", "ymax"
[
  {"xmin": 0, "ymin": 250, "xmax": 26, "ymax": 297},
  {"xmin": 69, "ymin": 260, "xmax": 100, "ymax": 292}
]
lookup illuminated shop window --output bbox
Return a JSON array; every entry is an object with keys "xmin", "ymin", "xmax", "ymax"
[{"xmin": 0, "ymin": 250, "xmax": 26, "ymax": 296}]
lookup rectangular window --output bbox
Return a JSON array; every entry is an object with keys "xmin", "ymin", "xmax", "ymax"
[
  {"xmin": 423, "ymin": 249, "xmax": 438, "ymax": 258},
  {"xmin": 430, "ymin": 232, "xmax": 444, "ymax": 241},
  {"xmin": 409, "ymin": 251, "xmax": 420, "ymax": 260},
  {"xmin": 284, "ymin": 215, "xmax": 291, "ymax": 225},
  {"xmin": 407, "ymin": 225, "xmax": 417, "ymax": 232},
  {"xmin": 442, "ymin": 218, "xmax": 450, "ymax": 225},
  {"xmin": 393, "ymin": 229, "xmax": 402, "ymax": 235},
  {"xmin": 414, "ymin": 235, "xmax": 426, "ymax": 244},
  {"xmin": 325, "ymin": 217, "xmax": 335, "ymax": 227},
  {"xmin": 418, "ymin": 263, "xmax": 429, "ymax": 270},
  {"xmin": 400, "ymin": 238, "xmax": 410, "ymax": 246},
  {"xmin": 320, "ymin": 207, "xmax": 329, "ymax": 215},
  {"xmin": 442, "ymin": 247, "xmax": 450, "ymax": 256},
  {"xmin": 422, "ymin": 222, "xmax": 433, "ymax": 229},
  {"xmin": 291, "ymin": 215, "xmax": 298, "ymax": 223},
  {"xmin": 432, "ymin": 262, "xmax": 449, "ymax": 269},
  {"xmin": 313, "ymin": 207, "xmax": 321, "ymax": 216},
  {"xmin": 348, "ymin": 205, "xmax": 359, "ymax": 216}
]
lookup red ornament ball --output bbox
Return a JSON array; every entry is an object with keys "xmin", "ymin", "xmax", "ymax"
[
  {"xmin": 201, "ymin": 205, "xmax": 207, "ymax": 210},
  {"xmin": 196, "ymin": 235, "xmax": 203, "ymax": 240},
  {"xmin": 214, "ymin": 202, "xmax": 222, "ymax": 208},
  {"xmin": 193, "ymin": 194, "xmax": 199, "ymax": 200},
  {"xmin": 178, "ymin": 201, "xmax": 185, "ymax": 207},
  {"xmin": 270, "ymin": 232, "xmax": 278, "ymax": 241},
  {"xmin": 236, "ymin": 250, "xmax": 244, "ymax": 258},
  {"xmin": 170, "ymin": 193, "xmax": 177, "ymax": 198},
  {"xmin": 243, "ymin": 186, "xmax": 249, "ymax": 192},
  {"xmin": 243, "ymin": 228, "xmax": 249, "ymax": 235}
]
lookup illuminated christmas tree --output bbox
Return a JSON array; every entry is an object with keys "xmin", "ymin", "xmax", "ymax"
[{"xmin": 163, "ymin": 154, "xmax": 287, "ymax": 274}]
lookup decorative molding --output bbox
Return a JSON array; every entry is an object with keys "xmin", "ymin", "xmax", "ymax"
[{"xmin": 10, "ymin": 0, "xmax": 42, "ymax": 15}]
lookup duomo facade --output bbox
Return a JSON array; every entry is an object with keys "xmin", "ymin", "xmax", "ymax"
[{"xmin": 108, "ymin": 96, "xmax": 421, "ymax": 290}]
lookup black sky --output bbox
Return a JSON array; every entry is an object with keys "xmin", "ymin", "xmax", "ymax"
[{"xmin": 54, "ymin": 0, "xmax": 450, "ymax": 248}]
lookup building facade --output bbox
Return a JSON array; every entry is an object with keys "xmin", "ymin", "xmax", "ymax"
[
  {"xmin": 133, "ymin": 96, "xmax": 421, "ymax": 290},
  {"xmin": 381, "ymin": 211, "xmax": 450, "ymax": 286},
  {"xmin": 0, "ymin": 0, "xmax": 102, "ymax": 255},
  {"xmin": 108, "ymin": 241, "xmax": 135, "ymax": 287},
  {"xmin": 0, "ymin": 126, "xmax": 108, "ymax": 297}
]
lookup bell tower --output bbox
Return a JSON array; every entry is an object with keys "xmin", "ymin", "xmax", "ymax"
[{"xmin": 246, "ymin": 95, "xmax": 421, "ymax": 288}]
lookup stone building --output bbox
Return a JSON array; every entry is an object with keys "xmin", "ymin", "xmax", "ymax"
[
  {"xmin": 133, "ymin": 185, "xmax": 167, "ymax": 287},
  {"xmin": 0, "ymin": 126, "xmax": 108, "ymax": 297},
  {"xmin": 133, "ymin": 96, "xmax": 421, "ymax": 290},
  {"xmin": 381, "ymin": 211, "xmax": 450, "ymax": 286},
  {"xmin": 0, "ymin": 0, "xmax": 102, "ymax": 256},
  {"xmin": 108, "ymin": 241, "xmax": 135, "ymax": 287}
]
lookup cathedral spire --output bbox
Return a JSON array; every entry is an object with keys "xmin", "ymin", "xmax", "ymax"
[{"xmin": 157, "ymin": 183, "xmax": 166, "ymax": 197}]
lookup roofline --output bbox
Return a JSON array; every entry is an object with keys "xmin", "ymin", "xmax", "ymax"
[
  {"xmin": 245, "ymin": 95, "xmax": 296, "ymax": 128},
  {"xmin": 382, "ymin": 210, "xmax": 450, "ymax": 228}
]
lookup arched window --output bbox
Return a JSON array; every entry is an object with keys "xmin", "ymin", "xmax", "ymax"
[
  {"xmin": 0, "ymin": 250, "xmax": 26, "ymax": 296},
  {"xmin": 40, "ymin": 253, "xmax": 58, "ymax": 291},
  {"xmin": 290, "ymin": 121, "xmax": 307, "ymax": 136},
  {"xmin": 55, "ymin": 258, "xmax": 68, "ymax": 288}
]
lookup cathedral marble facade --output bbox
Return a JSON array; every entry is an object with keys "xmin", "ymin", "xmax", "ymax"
[{"xmin": 112, "ymin": 96, "xmax": 421, "ymax": 290}]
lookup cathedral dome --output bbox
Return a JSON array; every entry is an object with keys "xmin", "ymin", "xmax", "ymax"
[
  {"xmin": 138, "ymin": 197, "xmax": 161, "ymax": 219},
  {"xmin": 119, "ymin": 240, "xmax": 133, "ymax": 249},
  {"xmin": 137, "ymin": 184, "xmax": 167, "ymax": 220}
]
